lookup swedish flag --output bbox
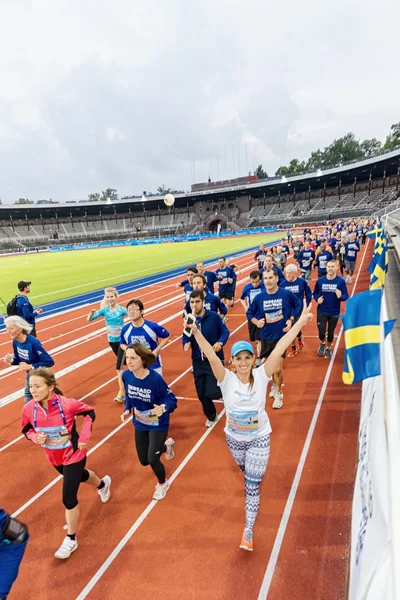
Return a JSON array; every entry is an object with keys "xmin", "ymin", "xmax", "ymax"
[
  {"xmin": 366, "ymin": 222, "xmax": 383, "ymax": 238},
  {"xmin": 342, "ymin": 289, "xmax": 395, "ymax": 384},
  {"xmin": 369, "ymin": 236, "xmax": 388, "ymax": 289}
]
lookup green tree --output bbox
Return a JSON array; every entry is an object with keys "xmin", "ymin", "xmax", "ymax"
[
  {"xmin": 15, "ymin": 198, "xmax": 34, "ymax": 204},
  {"xmin": 275, "ymin": 159, "xmax": 306, "ymax": 177},
  {"xmin": 100, "ymin": 188, "xmax": 118, "ymax": 202},
  {"xmin": 383, "ymin": 122, "xmax": 400, "ymax": 151},
  {"xmin": 360, "ymin": 138, "xmax": 382, "ymax": 157},
  {"xmin": 88, "ymin": 192, "xmax": 101, "ymax": 202},
  {"xmin": 157, "ymin": 185, "xmax": 173, "ymax": 195},
  {"xmin": 254, "ymin": 164, "xmax": 268, "ymax": 179},
  {"xmin": 321, "ymin": 132, "xmax": 363, "ymax": 166}
]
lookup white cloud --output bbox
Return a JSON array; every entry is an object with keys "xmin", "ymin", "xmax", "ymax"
[{"xmin": 0, "ymin": 0, "xmax": 399, "ymax": 202}]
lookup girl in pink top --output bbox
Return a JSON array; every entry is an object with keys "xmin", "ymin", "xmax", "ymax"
[{"xmin": 21, "ymin": 367, "xmax": 112, "ymax": 560}]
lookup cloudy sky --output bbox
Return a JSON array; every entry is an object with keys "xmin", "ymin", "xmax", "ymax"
[{"xmin": 0, "ymin": 0, "xmax": 399, "ymax": 203}]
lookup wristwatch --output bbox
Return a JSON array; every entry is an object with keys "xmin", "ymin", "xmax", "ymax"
[{"xmin": 161, "ymin": 404, "xmax": 167, "ymax": 414}]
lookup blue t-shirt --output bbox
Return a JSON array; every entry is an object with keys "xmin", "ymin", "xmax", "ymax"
[
  {"xmin": 184, "ymin": 292, "xmax": 227, "ymax": 315},
  {"xmin": 16, "ymin": 296, "xmax": 38, "ymax": 326},
  {"xmin": 90, "ymin": 305, "xmax": 128, "ymax": 342},
  {"xmin": 279, "ymin": 278, "xmax": 312, "ymax": 315},
  {"xmin": 297, "ymin": 249, "xmax": 315, "ymax": 270},
  {"xmin": 247, "ymin": 288, "xmax": 300, "ymax": 340},
  {"xmin": 316, "ymin": 250, "xmax": 334, "ymax": 274},
  {"xmin": 183, "ymin": 284, "xmax": 194, "ymax": 302},
  {"xmin": 344, "ymin": 241, "xmax": 360, "ymax": 262},
  {"xmin": 313, "ymin": 276, "xmax": 349, "ymax": 315},
  {"xmin": 240, "ymin": 282, "xmax": 265, "ymax": 317},
  {"xmin": 123, "ymin": 369, "xmax": 177, "ymax": 431},
  {"xmin": 216, "ymin": 266, "xmax": 236, "ymax": 293},
  {"xmin": 203, "ymin": 270, "xmax": 218, "ymax": 292},
  {"xmin": 12, "ymin": 335, "xmax": 54, "ymax": 369},
  {"xmin": 120, "ymin": 320, "xmax": 170, "ymax": 370},
  {"xmin": 260, "ymin": 264, "xmax": 285, "ymax": 284}
]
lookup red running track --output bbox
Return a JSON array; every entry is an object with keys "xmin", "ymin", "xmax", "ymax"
[{"xmin": 0, "ymin": 244, "xmax": 371, "ymax": 599}]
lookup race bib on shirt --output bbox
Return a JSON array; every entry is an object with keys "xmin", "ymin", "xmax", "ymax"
[
  {"xmin": 134, "ymin": 408, "xmax": 159, "ymax": 426},
  {"xmin": 227, "ymin": 410, "xmax": 259, "ymax": 435},
  {"xmin": 347, "ymin": 250, "xmax": 355, "ymax": 257},
  {"xmin": 107, "ymin": 325, "xmax": 123, "ymax": 337},
  {"xmin": 35, "ymin": 425, "xmax": 71, "ymax": 450},
  {"xmin": 265, "ymin": 310, "xmax": 283, "ymax": 323},
  {"xmin": 319, "ymin": 259, "xmax": 327, "ymax": 269},
  {"xmin": 302, "ymin": 259, "xmax": 310, "ymax": 267}
]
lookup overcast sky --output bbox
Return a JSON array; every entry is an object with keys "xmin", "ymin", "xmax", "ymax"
[{"xmin": 0, "ymin": 0, "xmax": 399, "ymax": 203}]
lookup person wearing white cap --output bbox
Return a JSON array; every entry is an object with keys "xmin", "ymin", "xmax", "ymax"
[{"xmin": 183, "ymin": 301, "xmax": 312, "ymax": 552}]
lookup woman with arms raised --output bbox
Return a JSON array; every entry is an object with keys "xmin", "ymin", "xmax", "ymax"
[{"xmin": 184, "ymin": 301, "xmax": 313, "ymax": 552}]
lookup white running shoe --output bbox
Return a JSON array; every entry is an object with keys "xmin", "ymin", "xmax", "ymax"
[
  {"xmin": 205, "ymin": 417, "xmax": 218, "ymax": 427},
  {"xmin": 98, "ymin": 475, "xmax": 112, "ymax": 503},
  {"xmin": 54, "ymin": 536, "xmax": 78, "ymax": 559},
  {"xmin": 269, "ymin": 383, "xmax": 276, "ymax": 398},
  {"xmin": 165, "ymin": 438, "xmax": 175, "ymax": 460},
  {"xmin": 272, "ymin": 392, "xmax": 283, "ymax": 409},
  {"xmin": 153, "ymin": 480, "xmax": 170, "ymax": 501}
]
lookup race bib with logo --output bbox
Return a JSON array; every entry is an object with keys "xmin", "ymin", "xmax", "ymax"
[
  {"xmin": 134, "ymin": 408, "xmax": 159, "ymax": 427},
  {"xmin": 35, "ymin": 425, "xmax": 71, "ymax": 450},
  {"xmin": 227, "ymin": 410, "xmax": 259, "ymax": 436}
]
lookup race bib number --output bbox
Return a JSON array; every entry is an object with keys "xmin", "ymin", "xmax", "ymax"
[
  {"xmin": 319, "ymin": 259, "xmax": 327, "ymax": 269},
  {"xmin": 265, "ymin": 310, "xmax": 283, "ymax": 323},
  {"xmin": 227, "ymin": 410, "xmax": 259, "ymax": 435},
  {"xmin": 348, "ymin": 250, "xmax": 355, "ymax": 257},
  {"xmin": 107, "ymin": 325, "xmax": 122, "ymax": 337},
  {"xmin": 302, "ymin": 259, "xmax": 310, "ymax": 267},
  {"xmin": 35, "ymin": 425, "xmax": 71, "ymax": 450},
  {"xmin": 134, "ymin": 408, "xmax": 159, "ymax": 426}
]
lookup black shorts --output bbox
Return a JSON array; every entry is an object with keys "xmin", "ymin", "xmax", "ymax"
[
  {"xmin": 54, "ymin": 457, "xmax": 90, "ymax": 510},
  {"xmin": 260, "ymin": 338, "xmax": 286, "ymax": 359},
  {"xmin": 108, "ymin": 342, "xmax": 125, "ymax": 370},
  {"xmin": 247, "ymin": 320, "xmax": 261, "ymax": 342},
  {"xmin": 219, "ymin": 291, "xmax": 234, "ymax": 301}
]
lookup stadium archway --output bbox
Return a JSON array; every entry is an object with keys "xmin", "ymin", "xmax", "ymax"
[{"xmin": 205, "ymin": 214, "xmax": 228, "ymax": 232}]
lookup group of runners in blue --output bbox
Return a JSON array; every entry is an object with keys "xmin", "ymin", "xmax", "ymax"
[{"xmin": 0, "ymin": 216, "xmax": 371, "ymax": 597}]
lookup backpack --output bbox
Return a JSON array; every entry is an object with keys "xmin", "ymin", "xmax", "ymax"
[{"xmin": 6, "ymin": 295, "xmax": 20, "ymax": 316}]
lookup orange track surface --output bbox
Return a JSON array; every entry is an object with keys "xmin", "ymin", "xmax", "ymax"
[{"xmin": 0, "ymin": 244, "xmax": 371, "ymax": 599}]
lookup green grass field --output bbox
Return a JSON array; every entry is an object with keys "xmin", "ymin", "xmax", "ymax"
[{"xmin": 0, "ymin": 234, "xmax": 280, "ymax": 306}]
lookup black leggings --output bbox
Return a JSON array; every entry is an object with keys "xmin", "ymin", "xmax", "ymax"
[
  {"xmin": 109, "ymin": 342, "xmax": 125, "ymax": 370},
  {"xmin": 135, "ymin": 429, "xmax": 168, "ymax": 484},
  {"xmin": 317, "ymin": 312, "xmax": 339, "ymax": 344},
  {"xmin": 54, "ymin": 458, "xmax": 90, "ymax": 510}
]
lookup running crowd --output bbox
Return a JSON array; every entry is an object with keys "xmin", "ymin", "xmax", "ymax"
[{"xmin": 0, "ymin": 216, "xmax": 373, "ymax": 597}]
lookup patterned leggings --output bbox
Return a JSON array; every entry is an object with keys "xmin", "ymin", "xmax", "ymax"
[{"xmin": 226, "ymin": 434, "xmax": 271, "ymax": 530}]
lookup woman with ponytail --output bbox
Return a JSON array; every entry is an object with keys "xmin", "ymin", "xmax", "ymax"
[
  {"xmin": 87, "ymin": 287, "xmax": 127, "ymax": 403},
  {"xmin": 184, "ymin": 301, "xmax": 313, "ymax": 552},
  {"xmin": 20, "ymin": 368, "xmax": 111, "ymax": 560}
]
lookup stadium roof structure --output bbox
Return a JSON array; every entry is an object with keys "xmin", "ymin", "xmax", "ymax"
[{"xmin": 1, "ymin": 148, "xmax": 399, "ymax": 220}]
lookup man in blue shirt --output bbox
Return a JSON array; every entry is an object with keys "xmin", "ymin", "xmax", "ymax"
[
  {"xmin": 196, "ymin": 262, "xmax": 218, "ymax": 293},
  {"xmin": 254, "ymin": 244, "xmax": 268, "ymax": 270},
  {"xmin": 313, "ymin": 260, "xmax": 349, "ymax": 358},
  {"xmin": 215, "ymin": 257, "xmax": 236, "ymax": 307},
  {"xmin": 183, "ymin": 291, "xmax": 229, "ymax": 426},
  {"xmin": 184, "ymin": 274, "xmax": 227, "ymax": 320},
  {"xmin": 247, "ymin": 268, "xmax": 300, "ymax": 409},
  {"xmin": 240, "ymin": 270, "xmax": 265, "ymax": 360},
  {"xmin": 280, "ymin": 264, "xmax": 312, "ymax": 357},
  {"xmin": 344, "ymin": 233, "xmax": 361, "ymax": 284},
  {"xmin": 296, "ymin": 241, "xmax": 315, "ymax": 280},
  {"xmin": 120, "ymin": 299, "xmax": 170, "ymax": 375},
  {"xmin": 15, "ymin": 281, "xmax": 43, "ymax": 337},
  {"xmin": 315, "ymin": 239, "xmax": 334, "ymax": 278},
  {"xmin": 176, "ymin": 267, "xmax": 198, "ymax": 302}
]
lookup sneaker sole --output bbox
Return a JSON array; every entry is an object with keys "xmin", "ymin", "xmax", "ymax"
[
  {"xmin": 99, "ymin": 476, "xmax": 112, "ymax": 503},
  {"xmin": 54, "ymin": 543, "xmax": 78, "ymax": 559},
  {"xmin": 240, "ymin": 545, "xmax": 253, "ymax": 552},
  {"xmin": 272, "ymin": 402, "xmax": 283, "ymax": 409}
]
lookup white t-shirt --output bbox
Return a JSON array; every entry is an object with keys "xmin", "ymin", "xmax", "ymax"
[{"xmin": 218, "ymin": 367, "xmax": 272, "ymax": 442}]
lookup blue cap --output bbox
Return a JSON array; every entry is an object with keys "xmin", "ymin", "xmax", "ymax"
[{"xmin": 231, "ymin": 341, "xmax": 254, "ymax": 357}]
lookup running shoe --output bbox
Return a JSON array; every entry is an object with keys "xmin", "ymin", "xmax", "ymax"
[
  {"xmin": 297, "ymin": 339, "xmax": 305, "ymax": 351},
  {"xmin": 153, "ymin": 480, "xmax": 169, "ymax": 501},
  {"xmin": 317, "ymin": 342, "xmax": 326, "ymax": 356},
  {"xmin": 114, "ymin": 392, "xmax": 125, "ymax": 403},
  {"xmin": 240, "ymin": 528, "xmax": 253, "ymax": 552},
  {"xmin": 269, "ymin": 383, "xmax": 276, "ymax": 398},
  {"xmin": 54, "ymin": 536, "xmax": 78, "ymax": 559},
  {"xmin": 287, "ymin": 347, "xmax": 297, "ymax": 358},
  {"xmin": 272, "ymin": 392, "xmax": 283, "ymax": 409},
  {"xmin": 205, "ymin": 417, "xmax": 218, "ymax": 427},
  {"xmin": 165, "ymin": 438, "xmax": 175, "ymax": 460},
  {"xmin": 98, "ymin": 475, "xmax": 112, "ymax": 503},
  {"xmin": 325, "ymin": 347, "xmax": 333, "ymax": 359}
]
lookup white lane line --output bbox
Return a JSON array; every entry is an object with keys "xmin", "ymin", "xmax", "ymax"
[
  {"xmin": 0, "ymin": 435, "xmax": 24, "ymax": 453},
  {"xmin": 256, "ymin": 240, "xmax": 369, "ymax": 600},
  {"xmin": 10, "ymin": 362, "xmax": 193, "ymax": 518},
  {"xmin": 75, "ymin": 407, "xmax": 227, "ymax": 600}
]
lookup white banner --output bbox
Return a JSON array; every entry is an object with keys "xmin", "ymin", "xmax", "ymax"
[{"xmin": 349, "ymin": 374, "xmax": 393, "ymax": 599}]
